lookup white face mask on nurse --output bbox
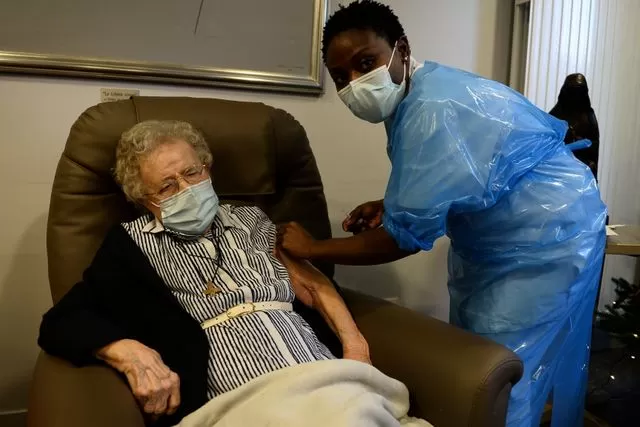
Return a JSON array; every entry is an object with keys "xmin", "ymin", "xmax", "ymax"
[
  {"xmin": 337, "ymin": 42, "xmax": 407, "ymax": 123},
  {"xmin": 325, "ymin": 29, "xmax": 412, "ymax": 124}
]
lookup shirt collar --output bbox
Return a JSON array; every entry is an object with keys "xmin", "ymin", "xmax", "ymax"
[{"xmin": 142, "ymin": 216, "xmax": 165, "ymax": 234}]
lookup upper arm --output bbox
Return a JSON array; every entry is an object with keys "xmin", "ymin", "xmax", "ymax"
[
  {"xmin": 288, "ymin": 274, "xmax": 315, "ymax": 308},
  {"xmin": 287, "ymin": 277, "xmax": 315, "ymax": 309},
  {"xmin": 276, "ymin": 249, "xmax": 326, "ymax": 307}
]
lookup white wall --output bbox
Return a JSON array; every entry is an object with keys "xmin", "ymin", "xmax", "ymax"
[{"xmin": 0, "ymin": 0, "xmax": 512, "ymax": 413}]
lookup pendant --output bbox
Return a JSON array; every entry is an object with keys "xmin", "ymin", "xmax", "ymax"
[{"xmin": 204, "ymin": 281, "xmax": 222, "ymax": 296}]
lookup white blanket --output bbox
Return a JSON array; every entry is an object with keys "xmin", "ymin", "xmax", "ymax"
[{"xmin": 175, "ymin": 359, "xmax": 433, "ymax": 427}]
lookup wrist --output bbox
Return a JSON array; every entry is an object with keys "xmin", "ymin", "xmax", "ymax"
[
  {"xmin": 339, "ymin": 330, "xmax": 367, "ymax": 347},
  {"xmin": 95, "ymin": 339, "xmax": 131, "ymax": 368},
  {"xmin": 96, "ymin": 340, "xmax": 119, "ymax": 359},
  {"xmin": 307, "ymin": 239, "xmax": 324, "ymax": 259},
  {"xmin": 309, "ymin": 238, "xmax": 342, "ymax": 260},
  {"xmin": 342, "ymin": 333, "xmax": 370, "ymax": 357}
]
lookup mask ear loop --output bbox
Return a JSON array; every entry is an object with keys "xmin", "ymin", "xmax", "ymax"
[
  {"xmin": 387, "ymin": 42, "xmax": 398, "ymax": 68},
  {"xmin": 387, "ymin": 41, "xmax": 407, "ymax": 86}
]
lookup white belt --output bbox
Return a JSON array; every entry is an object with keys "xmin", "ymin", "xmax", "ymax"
[{"xmin": 200, "ymin": 301, "xmax": 293, "ymax": 329}]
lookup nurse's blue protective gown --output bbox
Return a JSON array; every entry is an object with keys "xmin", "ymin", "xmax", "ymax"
[{"xmin": 383, "ymin": 62, "xmax": 606, "ymax": 427}]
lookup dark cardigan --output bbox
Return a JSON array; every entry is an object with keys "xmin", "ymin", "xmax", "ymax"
[{"xmin": 38, "ymin": 224, "xmax": 341, "ymax": 426}]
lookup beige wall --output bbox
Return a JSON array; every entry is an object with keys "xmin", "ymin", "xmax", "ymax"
[{"xmin": 0, "ymin": 0, "xmax": 512, "ymax": 413}]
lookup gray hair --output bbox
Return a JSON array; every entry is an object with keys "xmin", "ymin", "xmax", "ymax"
[{"xmin": 114, "ymin": 120, "xmax": 213, "ymax": 202}]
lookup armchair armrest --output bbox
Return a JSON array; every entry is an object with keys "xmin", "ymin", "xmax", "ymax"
[
  {"xmin": 28, "ymin": 352, "xmax": 144, "ymax": 427},
  {"xmin": 343, "ymin": 289, "xmax": 523, "ymax": 427}
]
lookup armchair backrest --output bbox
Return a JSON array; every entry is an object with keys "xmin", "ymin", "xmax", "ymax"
[{"xmin": 47, "ymin": 96, "xmax": 332, "ymax": 302}]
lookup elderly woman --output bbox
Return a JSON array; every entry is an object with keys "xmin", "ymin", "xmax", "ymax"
[{"xmin": 38, "ymin": 120, "xmax": 429, "ymax": 427}]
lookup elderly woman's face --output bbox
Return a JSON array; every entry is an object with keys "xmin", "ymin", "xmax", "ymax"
[{"xmin": 139, "ymin": 139, "xmax": 209, "ymax": 218}]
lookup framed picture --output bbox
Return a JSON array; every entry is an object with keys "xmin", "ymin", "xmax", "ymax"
[{"xmin": 0, "ymin": 0, "xmax": 328, "ymax": 95}]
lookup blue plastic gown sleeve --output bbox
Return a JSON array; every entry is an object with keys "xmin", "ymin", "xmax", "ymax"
[
  {"xmin": 383, "ymin": 62, "xmax": 569, "ymax": 252},
  {"xmin": 383, "ymin": 97, "xmax": 494, "ymax": 251}
]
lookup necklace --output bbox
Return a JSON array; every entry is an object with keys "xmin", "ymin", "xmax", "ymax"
[
  {"xmin": 163, "ymin": 225, "xmax": 230, "ymax": 296},
  {"xmin": 188, "ymin": 230, "xmax": 224, "ymax": 296},
  {"xmin": 204, "ymin": 280, "xmax": 222, "ymax": 296}
]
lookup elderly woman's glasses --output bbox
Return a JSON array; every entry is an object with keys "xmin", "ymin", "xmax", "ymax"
[{"xmin": 147, "ymin": 164, "xmax": 209, "ymax": 202}]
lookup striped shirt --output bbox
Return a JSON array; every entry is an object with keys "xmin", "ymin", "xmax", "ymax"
[{"xmin": 122, "ymin": 205, "xmax": 335, "ymax": 398}]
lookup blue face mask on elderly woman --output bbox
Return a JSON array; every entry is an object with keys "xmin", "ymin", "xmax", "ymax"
[{"xmin": 158, "ymin": 178, "xmax": 219, "ymax": 238}]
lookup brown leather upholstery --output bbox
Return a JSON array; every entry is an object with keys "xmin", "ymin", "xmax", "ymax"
[{"xmin": 29, "ymin": 96, "xmax": 522, "ymax": 427}]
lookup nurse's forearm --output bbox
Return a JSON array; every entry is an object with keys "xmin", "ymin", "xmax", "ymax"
[{"xmin": 309, "ymin": 227, "xmax": 414, "ymax": 265}]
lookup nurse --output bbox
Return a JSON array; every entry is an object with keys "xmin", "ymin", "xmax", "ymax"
[{"xmin": 277, "ymin": 1, "xmax": 607, "ymax": 426}]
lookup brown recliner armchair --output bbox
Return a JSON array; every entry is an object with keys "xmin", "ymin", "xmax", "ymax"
[{"xmin": 27, "ymin": 97, "xmax": 523, "ymax": 427}]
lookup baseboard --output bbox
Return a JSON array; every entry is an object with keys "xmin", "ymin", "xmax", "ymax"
[{"xmin": 0, "ymin": 410, "xmax": 27, "ymax": 427}]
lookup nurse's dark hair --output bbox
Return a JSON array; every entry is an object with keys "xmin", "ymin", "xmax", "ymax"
[{"xmin": 322, "ymin": 0, "xmax": 405, "ymax": 63}]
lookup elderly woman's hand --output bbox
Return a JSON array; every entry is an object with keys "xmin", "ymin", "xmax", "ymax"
[{"xmin": 96, "ymin": 339, "xmax": 181, "ymax": 417}]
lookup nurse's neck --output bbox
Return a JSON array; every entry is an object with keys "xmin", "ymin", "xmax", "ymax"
[{"xmin": 406, "ymin": 57, "xmax": 422, "ymax": 94}]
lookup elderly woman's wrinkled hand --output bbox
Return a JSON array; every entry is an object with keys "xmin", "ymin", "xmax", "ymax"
[{"xmin": 96, "ymin": 339, "xmax": 181, "ymax": 417}]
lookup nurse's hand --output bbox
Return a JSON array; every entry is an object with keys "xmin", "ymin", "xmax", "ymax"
[
  {"xmin": 343, "ymin": 200, "xmax": 384, "ymax": 234},
  {"xmin": 276, "ymin": 222, "xmax": 316, "ymax": 259}
]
